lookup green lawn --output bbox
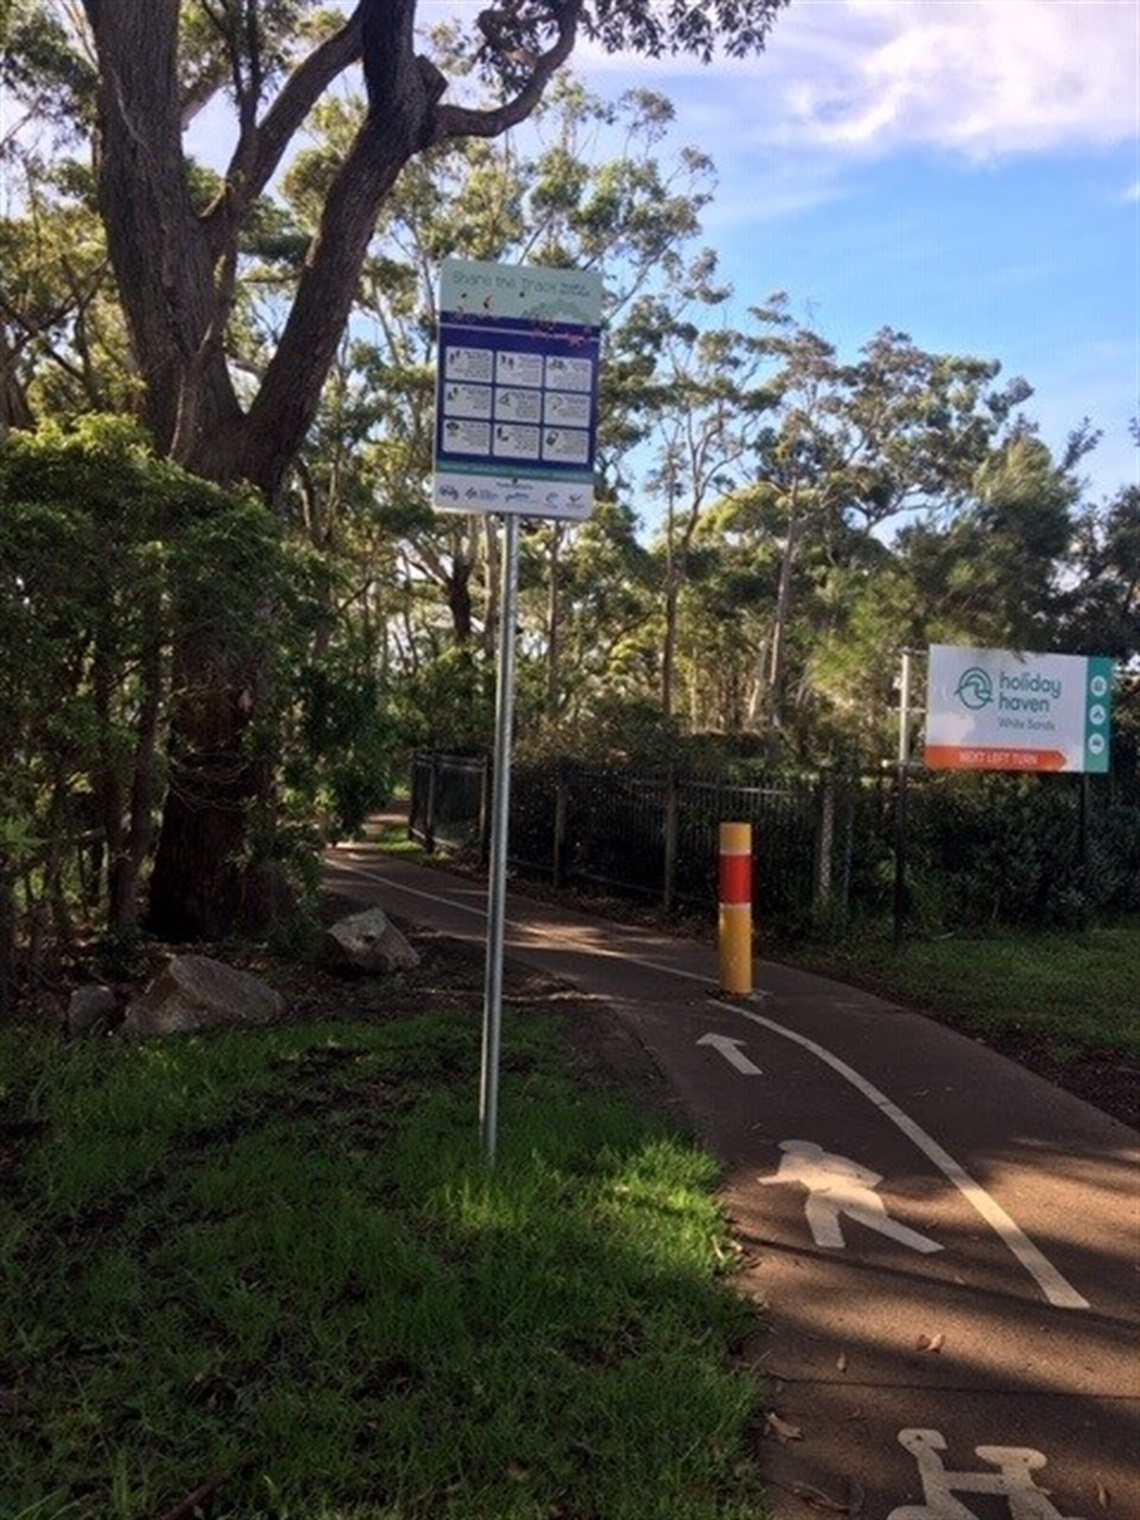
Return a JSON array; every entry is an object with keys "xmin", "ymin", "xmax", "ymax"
[
  {"xmin": 0, "ymin": 1002, "xmax": 770, "ymax": 1520},
  {"xmin": 779, "ymin": 921, "xmax": 1140, "ymax": 1062}
]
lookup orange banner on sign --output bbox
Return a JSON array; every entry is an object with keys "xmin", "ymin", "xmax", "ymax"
[{"xmin": 925, "ymin": 745, "xmax": 1067, "ymax": 771}]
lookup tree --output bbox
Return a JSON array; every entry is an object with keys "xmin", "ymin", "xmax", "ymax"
[
  {"xmin": 1064, "ymin": 486, "xmax": 1140, "ymax": 660},
  {"xmin": 4, "ymin": 0, "xmax": 789, "ymax": 936},
  {"xmin": 0, "ymin": 416, "xmax": 292, "ymax": 970},
  {"xmin": 740, "ymin": 300, "xmax": 1036, "ymax": 733}
]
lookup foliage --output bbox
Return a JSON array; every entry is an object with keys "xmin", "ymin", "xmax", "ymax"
[
  {"xmin": 0, "ymin": 417, "xmax": 398, "ymax": 977},
  {"xmin": 898, "ymin": 772, "xmax": 1138, "ymax": 931},
  {"xmin": 0, "ymin": 415, "xmax": 261, "ymax": 952}
]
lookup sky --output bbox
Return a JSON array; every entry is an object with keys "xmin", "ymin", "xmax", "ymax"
[{"xmin": 562, "ymin": 0, "xmax": 1139, "ymax": 504}]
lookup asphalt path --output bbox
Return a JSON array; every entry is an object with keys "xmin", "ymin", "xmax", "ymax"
[{"xmin": 324, "ymin": 839, "xmax": 1140, "ymax": 1520}]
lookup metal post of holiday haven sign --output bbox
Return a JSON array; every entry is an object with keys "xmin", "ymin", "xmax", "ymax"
[{"xmin": 924, "ymin": 645, "xmax": 1114, "ymax": 773}]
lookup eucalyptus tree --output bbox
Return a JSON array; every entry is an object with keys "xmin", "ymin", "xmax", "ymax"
[
  {"xmin": 805, "ymin": 426, "xmax": 1093, "ymax": 762},
  {"xmin": 1063, "ymin": 482, "xmax": 1140, "ymax": 662},
  {"xmin": 0, "ymin": 161, "xmax": 133, "ymax": 435},
  {"xmin": 743, "ymin": 300, "xmax": 1035, "ymax": 729},
  {"xmin": 630, "ymin": 263, "xmax": 777, "ymax": 724},
  {"xmin": 2, "ymin": 0, "xmax": 789, "ymax": 937}
]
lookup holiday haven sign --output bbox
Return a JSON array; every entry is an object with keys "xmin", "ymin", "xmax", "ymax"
[{"xmin": 924, "ymin": 645, "xmax": 1113, "ymax": 774}]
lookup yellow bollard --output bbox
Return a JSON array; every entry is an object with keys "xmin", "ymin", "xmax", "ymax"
[{"xmin": 718, "ymin": 821, "xmax": 753, "ymax": 995}]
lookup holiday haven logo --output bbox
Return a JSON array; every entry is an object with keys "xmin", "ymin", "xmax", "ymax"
[{"xmin": 953, "ymin": 666, "xmax": 993, "ymax": 711}]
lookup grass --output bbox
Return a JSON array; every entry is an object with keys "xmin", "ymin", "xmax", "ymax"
[
  {"xmin": 0, "ymin": 1000, "xmax": 769, "ymax": 1520},
  {"xmin": 778, "ymin": 921, "xmax": 1140, "ymax": 1063}
]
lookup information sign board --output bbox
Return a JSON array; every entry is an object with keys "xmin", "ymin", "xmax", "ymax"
[
  {"xmin": 433, "ymin": 259, "xmax": 603, "ymax": 520},
  {"xmin": 924, "ymin": 644, "xmax": 1113, "ymax": 773}
]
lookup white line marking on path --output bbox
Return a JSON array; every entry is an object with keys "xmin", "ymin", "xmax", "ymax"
[
  {"xmin": 697, "ymin": 1033, "xmax": 763, "ymax": 1075},
  {"xmin": 326, "ymin": 854, "xmax": 1090, "ymax": 1311},
  {"xmin": 761, "ymin": 1139, "xmax": 943, "ymax": 1253},
  {"xmin": 715, "ymin": 1000, "xmax": 1089, "ymax": 1311}
]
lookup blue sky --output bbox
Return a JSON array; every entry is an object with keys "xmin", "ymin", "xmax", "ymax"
[{"xmin": 566, "ymin": 0, "xmax": 1139, "ymax": 504}]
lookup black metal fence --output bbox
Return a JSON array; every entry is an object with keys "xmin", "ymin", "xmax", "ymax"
[
  {"xmin": 409, "ymin": 752, "xmax": 1140, "ymax": 935},
  {"xmin": 408, "ymin": 752, "xmax": 488, "ymax": 855},
  {"xmin": 410, "ymin": 755, "xmax": 882, "ymax": 928}
]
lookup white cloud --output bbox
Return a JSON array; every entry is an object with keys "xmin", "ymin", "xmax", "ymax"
[
  {"xmin": 771, "ymin": 0, "xmax": 1140, "ymax": 159},
  {"xmin": 577, "ymin": 0, "xmax": 1138, "ymax": 161}
]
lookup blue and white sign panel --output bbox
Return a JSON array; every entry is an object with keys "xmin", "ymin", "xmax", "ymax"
[
  {"xmin": 925, "ymin": 644, "xmax": 1114, "ymax": 774},
  {"xmin": 433, "ymin": 259, "xmax": 603, "ymax": 521}
]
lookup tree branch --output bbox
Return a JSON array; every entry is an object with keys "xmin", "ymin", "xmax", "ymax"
[
  {"xmin": 434, "ymin": 2, "xmax": 580, "ymax": 143},
  {"xmin": 206, "ymin": 5, "xmax": 364, "ymax": 236},
  {"xmin": 242, "ymin": 107, "xmax": 410, "ymax": 498}
]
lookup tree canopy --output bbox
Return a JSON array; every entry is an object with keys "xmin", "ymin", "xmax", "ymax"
[{"xmin": 3, "ymin": 0, "xmax": 789, "ymax": 498}]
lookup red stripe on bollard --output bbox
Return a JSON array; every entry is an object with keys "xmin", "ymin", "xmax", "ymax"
[{"xmin": 719, "ymin": 852, "xmax": 751, "ymax": 905}]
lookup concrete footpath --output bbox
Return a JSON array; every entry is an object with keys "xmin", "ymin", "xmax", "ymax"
[{"xmin": 324, "ymin": 837, "xmax": 1140, "ymax": 1520}]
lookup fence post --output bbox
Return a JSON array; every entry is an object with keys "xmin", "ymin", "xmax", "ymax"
[
  {"xmin": 425, "ymin": 752, "xmax": 439, "ymax": 855},
  {"xmin": 478, "ymin": 755, "xmax": 491, "ymax": 868},
  {"xmin": 553, "ymin": 764, "xmax": 567, "ymax": 888},
  {"xmin": 662, "ymin": 766, "xmax": 679, "ymax": 913},
  {"xmin": 719, "ymin": 821, "xmax": 752, "ymax": 995},
  {"xmin": 893, "ymin": 649, "xmax": 914, "ymax": 948},
  {"xmin": 814, "ymin": 770, "xmax": 835, "ymax": 912}
]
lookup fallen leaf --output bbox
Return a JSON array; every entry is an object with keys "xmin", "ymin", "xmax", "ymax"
[
  {"xmin": 916, "ymin": 1331, "xmax": 944, "ymax": 1352},
  {"xmin": 765, "ymin": 1411, "xmax": 804, "ymax": 1443}
]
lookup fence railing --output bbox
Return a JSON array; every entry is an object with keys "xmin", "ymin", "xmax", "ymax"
[
  {"xmin": 408, "ymin": 751, "xmax": 1140, "ymax": 934},
  {"xmin": 409, "ymin": 755, "xmax": 883, "ymax": 927},
  {"xmin": 408, "ymin": 752, "xmax": 489, "ymax": 855}
]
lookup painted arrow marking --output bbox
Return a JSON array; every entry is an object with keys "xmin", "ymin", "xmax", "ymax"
[
  {"xmin": 697, "ymin": 1033, "xmax": 763, "ymax": 1075},
  {"xmin": 760, "ymin": 1139, "xmax": 943, "ymax": 1253}
]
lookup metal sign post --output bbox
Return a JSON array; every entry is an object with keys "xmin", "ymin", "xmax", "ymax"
[
  {"xmin": 431, "ymin": 258, "xmax": 603, "ymax": 1163},
  {"xmin": 480, "ymin": 513, "xmax": 520, "ymax": 1165},
  {"xmin": 893, "ymin": 649, "xmax": 913, "ymax": 949}
]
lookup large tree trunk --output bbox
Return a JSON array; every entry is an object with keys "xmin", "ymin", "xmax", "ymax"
[{"xmin": 83, "ymin": 3, "xmax": 432, "ymax": 937}]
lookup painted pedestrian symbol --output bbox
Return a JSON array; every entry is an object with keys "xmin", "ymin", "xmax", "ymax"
[
  {"xmin": 888, "ymin": 1428, "xmax": 1083, "ymax": 1520},
  {"xmin": 760, "ymin": 1140, "xmax": 942, "ymax": 1253}
]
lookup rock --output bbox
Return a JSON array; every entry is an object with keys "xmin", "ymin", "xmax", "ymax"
[
  {"xmin": 122, "ymin": 954, "xmax": 284, "ymax": 1038},
  {"xmin": 67, "ymin": 984, "xmax": 118, "ymax": 1036},
  {"xmin": 324, "ymin": 908, "xmax": 420, "ymax": 975}
]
